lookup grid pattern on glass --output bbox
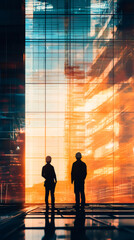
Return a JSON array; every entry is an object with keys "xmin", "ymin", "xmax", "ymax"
[
  {"xmin": 26, "ymin": 0, "xmax": 134, "ymax": 203},
  {"xmin": 0, "ymin": 0, "xmax": 25, "ymax": 203}
]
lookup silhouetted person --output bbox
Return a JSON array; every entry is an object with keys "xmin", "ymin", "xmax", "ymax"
[
  {"xmin": 42, "ymin": 210, "xmax": 56, "ymax": 240},
  {"xmin": 42, "ymin": 156, "xmax": 57, "ymax": 209},
  {"xmin": 71, "ymin": 152, "xmax": 87, "ymax": 209}
]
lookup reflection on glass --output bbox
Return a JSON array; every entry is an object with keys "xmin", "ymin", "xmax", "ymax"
[
  {"xmin": 26, "ymin": 0, "xmax": 134, "ymax": 203},
  {"xmin": 71, "ymin": 210, "xmax": 86, "ymax": 240},
  {"xmin": 0, "ymin": 0, "xmax": 25, "ymax": 203},
  {"xmin": 42, "ymin": 210, "xmax": 56, "ymax": 240}
]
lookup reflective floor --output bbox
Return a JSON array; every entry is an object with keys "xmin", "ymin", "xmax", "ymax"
[{"xmin": 1, "ymin": 204, "xmax": 134, "ymax": 240}]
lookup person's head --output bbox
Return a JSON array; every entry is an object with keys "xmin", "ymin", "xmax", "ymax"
[
  {"xmin": 46, "ymin": 155, "xmax": 51, "ymax": 164},
  {"xmin": 75, "ymin": 152, "xmax": 82, "ymax": 160}
]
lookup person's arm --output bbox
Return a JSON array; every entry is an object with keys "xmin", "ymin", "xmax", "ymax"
[
  {"xmin": 84, "ymin": 164, "xmax": 87, "ymax": 180},
  {"xmin": 42, "ymin": 166, "xmax": 46, "ymax": 179},
  {"xmin": 71, "ymin": 164, "xmax": 74, "ymax": 184},
  {"xmin": 53, "ymin": 167, "xmax": 57, "ymax": 184}
]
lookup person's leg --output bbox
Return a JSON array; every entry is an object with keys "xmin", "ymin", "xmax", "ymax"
[
  {"xmin": 75, "ymin": 191, "xmax": 80, "ymax": 208},
  {"xmin": 51, "ymin": 185, "xmax": 55, "ymax": 209},
  {"xmin": 45, "ymin": 186, "xmax": 49, "ymax": 208},
  {"xmin": 74, "ymin": 182, "xmax": 80, "ymax": 209},
  {"xmin": 81, "ymin": 183, "xmax": 85, "ymax": 207}
]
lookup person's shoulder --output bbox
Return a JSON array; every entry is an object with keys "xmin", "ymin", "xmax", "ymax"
[
  {"xmin": 81, "ymin": 161, "xmax": 86, "ymax": 166},
  {"xmin": 42, "ymin": 165, "xmax": 46, "ymax": 171},
  {"xmin": 50, "ymin": 164, "xmax": 54, "ymax": 169},
  {"xmin": 73, "ymin": 161, "xmax": 78, "ymax": 168}
]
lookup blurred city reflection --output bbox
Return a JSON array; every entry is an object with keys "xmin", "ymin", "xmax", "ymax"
[
  {"xmin": 25, "ymin": 0, "xmax": 134, "ymax": 203},
  {"xmin": 0, "ymin": 0, "xmax": 25, "ymax": 203}
]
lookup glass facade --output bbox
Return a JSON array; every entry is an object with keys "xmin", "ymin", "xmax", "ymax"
[
  {"xmin": 25, "ymin": 0, "xmax": 134, "ymax": 203},
  {"xmin": 1, "ymin": 0, "xmax": 134, "ymax": 203},
  {"xmin": 0, "ymin": 0, "xmax": 25, "ymax": 203}
]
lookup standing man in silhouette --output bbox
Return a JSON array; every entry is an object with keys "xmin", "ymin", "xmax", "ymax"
[
  {"xmin": 42, "ymin": 156, "xmax": 57, "ymax": 209},
  {"xmin": 71, "ymin": 152, "xmax": 87, "ymax": 209}
]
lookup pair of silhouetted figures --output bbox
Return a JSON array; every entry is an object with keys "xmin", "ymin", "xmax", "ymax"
[{"xmin": 42, "ymin": 152, "xmax": 87, "ymax": 210}]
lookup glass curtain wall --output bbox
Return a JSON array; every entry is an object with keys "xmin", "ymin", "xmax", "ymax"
[
  {"xmin": 26, "ymin": 0, "xmax": 134, "ymax": 203},
  {"xmin": 0, "ymin": 0, "xmax": 25, "ymax": 203}
]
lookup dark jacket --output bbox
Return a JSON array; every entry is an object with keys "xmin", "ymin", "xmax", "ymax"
[
  {"xmin": 71, "ymin": 160, "xmax": 87, "ymax": 184},
  {"xmin": 42, "ymin": 163, "xmax": 57, "ymax": 186}
]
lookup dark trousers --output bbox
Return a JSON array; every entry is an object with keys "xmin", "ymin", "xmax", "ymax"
[
  {"xmin": 45, "ymin": 185, "xmax": 55, "ymax": 207},
  {"xmin": 74, "ymin": 181, "xmax": 85, "ymax": 207}
]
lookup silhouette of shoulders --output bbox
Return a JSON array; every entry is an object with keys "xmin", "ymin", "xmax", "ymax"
[
  {"xmin": 73, "ymin": 160, "xmax": 86, "ymax": 167},
  {"xmin": 71, "ymin": 160, "xmax": 87, "ymax": 182},
  {"xmin": 42, "ymin": 163, "xmax": 56, "ymax": 180},
  {"xmin": 43, "ymin": 163, "xmax": 54, "ymax": 170}
]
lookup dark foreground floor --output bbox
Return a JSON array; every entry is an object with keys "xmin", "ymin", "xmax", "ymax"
[{"xmin": 0, "ymin": 204, "xmax": 134, "ymax": 240}]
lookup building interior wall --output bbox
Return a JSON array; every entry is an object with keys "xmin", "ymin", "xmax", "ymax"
[{"xmin": 0, "ymin": 0, "xmax": 134, "ymax": 203}]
